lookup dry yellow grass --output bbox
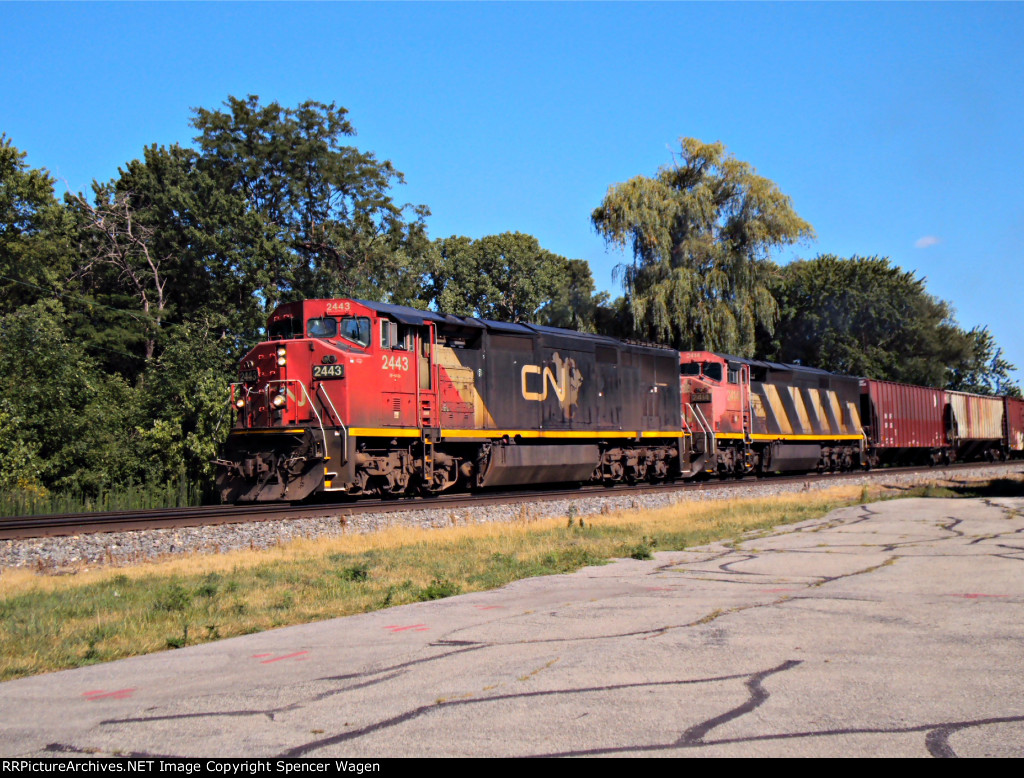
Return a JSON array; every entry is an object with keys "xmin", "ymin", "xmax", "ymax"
[{"xmin": 1, "ymin": 486, "xmax": 867, "ymax": 596}]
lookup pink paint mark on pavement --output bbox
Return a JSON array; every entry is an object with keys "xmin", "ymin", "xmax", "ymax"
[
  {"xmin": 384, "ymin": 624, "xmax": 429, "ymax": 633},
  {"xmin": 474, "ymin": 605, "xmax": 504, "ymax": 610},
  {"xmin": 83, "ymin": 689, "xmax": 136, "ymax": 701},
  {"xmin": 260, "ymin": 651, "xmax": 310, "ymax": 664},
  {"xmin": 948, "ymin": 593, "xmax": 1009, "ymax": 599}
]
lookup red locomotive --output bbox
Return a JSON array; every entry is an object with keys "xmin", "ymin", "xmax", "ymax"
[
  {"xmin": 216, "ymin": 298, "xmax": 682, "ymax": 501},
  {"xmin": 215, "ymin": 298, "xmax": 1020, "ymax": 502}
]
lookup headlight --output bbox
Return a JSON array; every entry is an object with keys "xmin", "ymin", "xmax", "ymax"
[
  {"xmin": 277, "ymin": 356, "xmax": 286, "ymax": 366},
  {"xmin": 271, "ymin": 394, "xmax": 287, "ymax": 409},
  {"xmin": 235, "ymin": 398, "xmax": 245, "ymax": 409},
  {"xmin": 277, "ymin": 347, "xmax": 286, "ymax": 357}
]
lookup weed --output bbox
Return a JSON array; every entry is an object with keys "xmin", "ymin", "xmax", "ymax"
[
  {"xmin": 418, "ymin": 578, "xmax": 462, "ymax": 601},
  {"xmin": 166, "ymin": 624, "xmax": 189, "ymax": 649},
  {"xmin": 154, "ymin": 582, "xmax": 191, "ymax": 612},
  {"xmin": 337, "ymin": 565, "xmax": 370, "ymax": 582},
  {"xmin": 628, "ymin": 536, "xmax": 658, "ymax": 560},
  {"xmin": 196, "ymin": 573, "xmax": 222, "ymax": 598},
  {"xmin": 272, "ymin": 592, "xmax": 295, "ymax": 611}
]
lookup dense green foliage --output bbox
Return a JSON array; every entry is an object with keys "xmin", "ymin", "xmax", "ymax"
[
  {"xmin": 422, "ymin": 232, "xmax": 607, "ymax": 328},
  {"xmin": 0, "ymin": 116, "xmax": 1018, "ymax": 512},
  {"xmin": 760, "ymin": 254, "xmax": 1020, "ymax": 392}
]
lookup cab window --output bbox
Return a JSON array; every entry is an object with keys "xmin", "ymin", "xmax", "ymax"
[
  {"xmin": 307, "ymin": 317, "xmax": 338, "ymax": 339},
  {"xmin": 269, "ymin": 317, "xmax": 302, "ymax": 340},
  {"xmin": 339, "ymin": 316, "xmax": 370, "ymax": 347},
  {"xmin": 703, "ymin": 362, "xmax": 723, "ymax": 382},
  {"xmin": 681, "ymin": 363, "xmax": 702, "ymax": 376},
  {"xmin": 380, "ymin": 319, "xmax": 413, "ymax": 350}
]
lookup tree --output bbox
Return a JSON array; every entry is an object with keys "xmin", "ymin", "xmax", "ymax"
[
  {"xmin": 0, "ymin": 300, "xmax": 141, "ymax": 494},
  {"xmin": 0, "ymin": 135, "xmax": 76, "ymax": 316},
  {"xmin": 946, "ymin": 326, "xmax": 1022, "ymax": 397},
  {"xmin": 68, "ymin": 184, "xmax": 172, "ymax": 364},
  {"xmin": 760, "ymin": 254, "xmax": 1009, "ymax": 389},
  {"xmin": 190, "ymin": 95, "xmax": 430, "ymax": 308},
  {"xmin": 537, "ymin": 258, "xmax": 610, "ymax": 332},
  {"xmin": 422, "ymin": 232, "xmax": 592, "ymax": 323},
  {"xmin": 592, "ymin": 138, "xmax": 813, "ymax": 354},
  {"xmin": 69, "ymin": 143, "xmax": 264, "ymax": 378},
  {"xmin": 133, "ymin": 318, "xmax": 236, "ymax": 489}
]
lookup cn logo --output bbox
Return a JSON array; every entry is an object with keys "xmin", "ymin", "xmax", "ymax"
[{"xmin": 521, "ymin": 352, "xmax": 583, "ymax": 416}]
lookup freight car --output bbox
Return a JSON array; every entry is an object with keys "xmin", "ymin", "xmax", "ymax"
[
  {"xmin": 216, "ymin": 298, "xmax": 685, "ymax": 502},
  {"xmin": 215, "ymin": 297, "xmax": 1019, "ymax": 502},
  {"xmin": 1006, "ymin": 397, "xmax": 1024, "ymax": 456},
  {"xmin": 860, "ymin": 379, "xmax": 1011, "ymax": 465}
]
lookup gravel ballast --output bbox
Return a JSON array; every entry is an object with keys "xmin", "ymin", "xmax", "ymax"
[{"xmin": 3, "ymin": 463, "xmax": 1022, "ymax": 572}]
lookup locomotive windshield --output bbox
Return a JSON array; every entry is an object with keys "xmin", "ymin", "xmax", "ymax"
[
  {"xmin": 339, "ymin": 316, "xmax": 371, "ymax": 347},
  {"xmin": 307, "ymin": 317, "xmax": 338, "ymax": 338},
  {"xmin": 703, "ymin": 362, "xmax": 723, "ymax": 382},
  {"xmin": 304, "ymin": 316, "xmax": 371, "ymax": 347},
  {"xmin": 681, "ymin": 361, "xmax": 723, "ymax": 381}
]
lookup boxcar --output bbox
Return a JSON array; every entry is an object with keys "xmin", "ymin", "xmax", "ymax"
[
  {"xmin": 947, "ymin": 390, "xmax": 1004, "ymax": 461},
  {"xmin": 1003, "ymin": 396, "xmax": 1024, "ymax": 457}
]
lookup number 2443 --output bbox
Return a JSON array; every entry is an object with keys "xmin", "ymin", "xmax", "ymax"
[{"xmin": 382, "ymin": 355, "xmax": 409, "ymax": 371}]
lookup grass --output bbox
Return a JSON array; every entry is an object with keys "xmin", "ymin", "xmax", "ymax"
[
  {"xmin": 1, "ymin": 476, "xmax": 1020, "ymax": 681},
  {"xmin": 0, "ymin": 478, "xmax": 207, "ymax": 518}
]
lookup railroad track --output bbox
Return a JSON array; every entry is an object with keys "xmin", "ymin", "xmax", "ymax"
[{"xmin": 1, "ymin": 461, "xmax": 1020, "ymax": 541}]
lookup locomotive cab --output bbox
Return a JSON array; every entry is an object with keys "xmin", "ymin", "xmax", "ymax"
[
  {"xmin": 680, "ymin": 352, "xmax": 752, "ymax": 475},
  {"xmin": 216, "ymin": 299, "xmax": 439, "ymax": 502}
]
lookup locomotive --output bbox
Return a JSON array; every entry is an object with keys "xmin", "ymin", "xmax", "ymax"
[{"xmin": 214, "ymin": 298, "xmax": 1024, "ymax": 502}]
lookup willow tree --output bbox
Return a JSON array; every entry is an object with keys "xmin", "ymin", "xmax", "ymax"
[{"xmin": 592, "ymin": 138, "xmax": 813, "ymax": 355}]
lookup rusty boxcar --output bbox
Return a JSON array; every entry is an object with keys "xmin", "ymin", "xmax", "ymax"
[
  {"xmin": 946, "ymin": 390, "xmax": 1005, "ymax": 461},
  {"xmin": 1005, "ymin": 397, "xmax": 1024, "ymax": 455}
]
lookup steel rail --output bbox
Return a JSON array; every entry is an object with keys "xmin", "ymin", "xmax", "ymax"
[{"xmin": 1, "ymin": 461, "xmax": 1020, "ymax": 541}]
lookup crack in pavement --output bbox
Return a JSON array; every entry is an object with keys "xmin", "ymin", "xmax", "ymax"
[
  {"xmin": 676, "ymin": 659, "xmax": 801, "ymax": 745},
  {"xmin": 101, "ymin": 645, "xmax": 487, "ymax": 726},
  {"xmin": 531, "ymin": 714, "xmax": 1024, "ymax": 757},
  {"xmin": 276, "ymin": 667, "xmax": 765, "ymax": 757}
]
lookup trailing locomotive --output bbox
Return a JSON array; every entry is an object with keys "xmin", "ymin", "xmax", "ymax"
[
  {"xmin": 679, "ymin": 352, "xmax": 866, "ymax": 477},
  {"xmin": 215, "ymin": 298, "xmax": 1020, "ymax": 502}
]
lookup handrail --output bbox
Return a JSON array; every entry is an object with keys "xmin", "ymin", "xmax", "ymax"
[
  {"xmin": 315, "ymin": 382, "xmax": 348, "ymax": 464},
  {"xmin": 686, "ymin": 402, "xmax": 714, "ymax": 464}
]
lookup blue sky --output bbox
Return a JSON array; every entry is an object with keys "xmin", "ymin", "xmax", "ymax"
[{"xmin": 3, "ymin": 2, "xmax": 1022, "ymax": 380}]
